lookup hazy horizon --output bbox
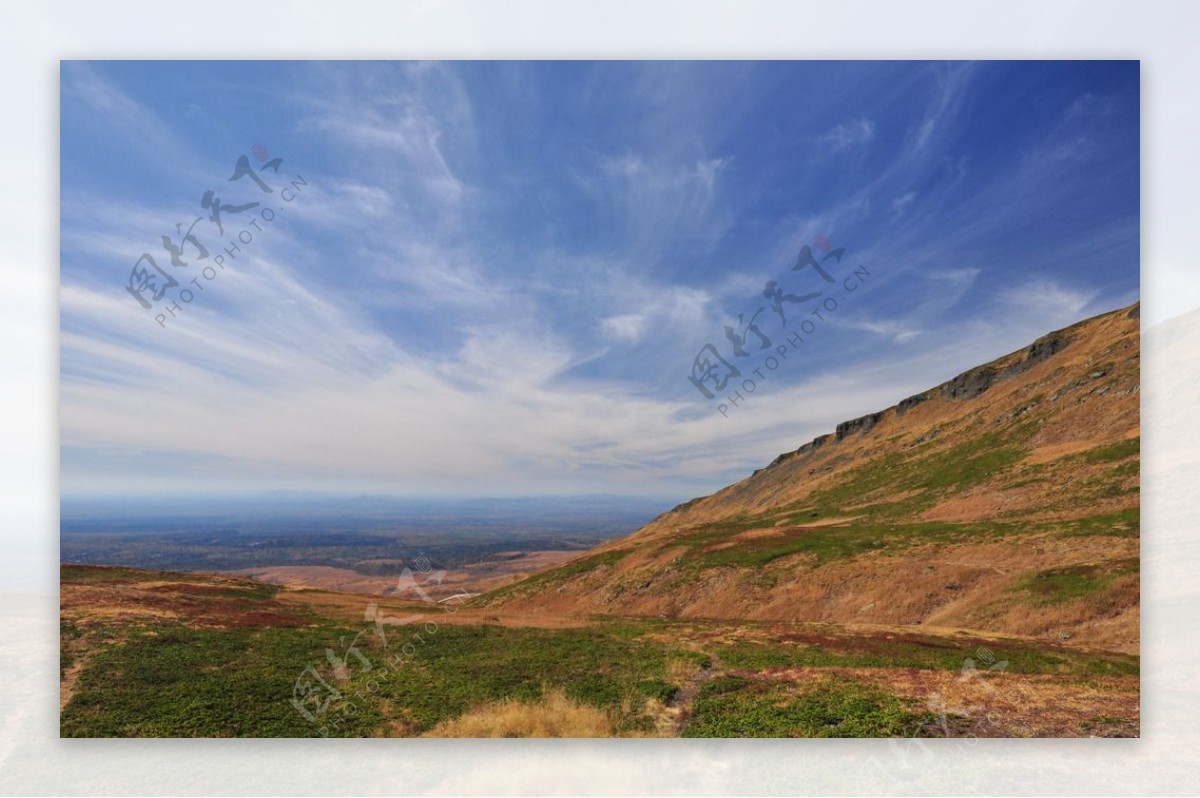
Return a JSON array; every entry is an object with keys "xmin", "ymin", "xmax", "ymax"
[{"xmin": 59, "ymin": 491, "xmax": 679, "ymax": 520}]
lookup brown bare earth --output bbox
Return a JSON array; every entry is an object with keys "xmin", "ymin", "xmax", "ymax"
[
  {"xmin": 229, "ymin": 550, "xmax": 579, "ymax": 600},
  {"xmin": 270, "ymin": 586, "xmax": 594, "ymax": 629}
]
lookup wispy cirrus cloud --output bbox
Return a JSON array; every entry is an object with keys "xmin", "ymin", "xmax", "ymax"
[
  {"xmin": 59, "ymin": 61, "xmax": 1141, "ymax": 498},
  {"xmin": 818, "ymin": 117, "xmax": 876, "ymax": 151},
  {"xmin": 571, "ymin": 152, "xmax": 735, "ymax": 267},
  {"xmin": 890, "ymin": 191, "xmax": 918, "ymax": 220}
]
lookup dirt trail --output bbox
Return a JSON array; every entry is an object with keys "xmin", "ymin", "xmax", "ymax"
[
  {"xmin": 667, "ymin": 652, "xmax": 724, "ymax": 736},
  {"xmin": 59, "ymin": 658, "xmax": 88, "ymax": 712}
]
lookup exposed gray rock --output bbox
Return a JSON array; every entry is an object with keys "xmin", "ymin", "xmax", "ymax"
[
  {"xmin": 941, "ymin": 366, "xmax": 998, "ymax": 400},
  {"xmin": 896, "ymin": 392, "xmax": 930, "ymax": 416},
  {"xmin": 836, "ymin": 411, "xmax": 885, "ymax": 441}
]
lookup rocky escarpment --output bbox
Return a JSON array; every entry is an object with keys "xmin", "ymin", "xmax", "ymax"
[{"xmin": 764, "ymin": 322, "xmax": 1082, "ymax": 476}]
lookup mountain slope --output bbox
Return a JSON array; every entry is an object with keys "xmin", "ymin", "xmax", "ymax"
[{"xmin": 482, "ymin": 303, "xmax": 1141, "ymax": 653}]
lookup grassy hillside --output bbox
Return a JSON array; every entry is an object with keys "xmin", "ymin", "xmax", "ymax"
[{"xmin": 480, "ymin": 303, "xmax": 1140, "ymax": 653}]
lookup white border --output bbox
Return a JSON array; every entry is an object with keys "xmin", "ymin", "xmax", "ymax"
[{"xmin": 3, "ymin": 1, "xmax": 1195, "ymax": 794}]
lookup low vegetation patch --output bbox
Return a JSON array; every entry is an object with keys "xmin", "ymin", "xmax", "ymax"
[
  {"xmin": 1054, "ymin": 508, "xmax": 1140, "ymax": 538},
  {"xmin": 683, "ymin": 675, "xmax": 939, "ymax": 738},
  {"xmin": 1016, "ymin": 559, "xmax": 1139, "ymax": 606},
  {"xmin": 61, "ymin": 619, "xmax": 687, "ymax": 737},
  {"xmin": 689, "ymin": 520, "xmax": 1016, "ymax": 568},
  {"xmin": 1080, "ymin": 437, "xmax": 1140, "ymax": 464}
]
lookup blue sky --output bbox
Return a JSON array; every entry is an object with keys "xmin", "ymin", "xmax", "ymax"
[{"xmin": 60, "ymin": 60, "xmax": 1139, "ymax": 499}]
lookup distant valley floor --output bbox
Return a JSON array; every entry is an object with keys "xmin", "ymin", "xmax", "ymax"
[{"xmin": 226, "ymin": 549, "xmax": 581, "ymax": 599}]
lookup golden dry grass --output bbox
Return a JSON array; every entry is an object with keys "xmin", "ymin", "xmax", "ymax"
[
  {"xmin": 666, "ymin": 656, "xmax": 703, "ymax": 684},
  {"xmin": 422, "ymin": 689, "xmax": 616, "ymax": 738}
]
